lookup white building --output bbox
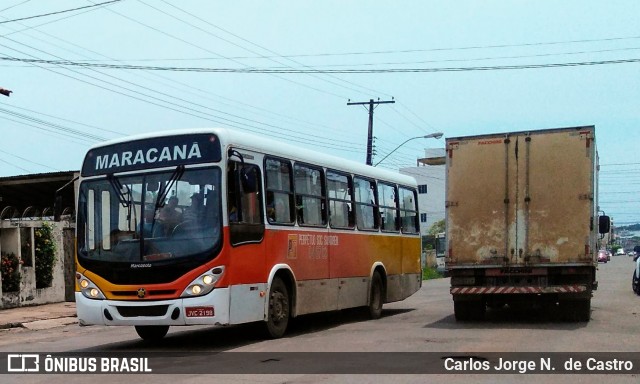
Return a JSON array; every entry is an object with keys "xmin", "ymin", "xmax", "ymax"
[{"xmin": 400, "ymin": 148, "xmax": 446, "ymax": 237}]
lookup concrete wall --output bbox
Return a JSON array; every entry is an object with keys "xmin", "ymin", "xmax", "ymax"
[{"xmin": 0, "ymin": 220, "xmax": 73, "ymax": 309}]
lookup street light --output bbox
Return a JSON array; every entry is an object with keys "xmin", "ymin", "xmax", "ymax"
[{"xmin": 374, "ymin": 132, "xmax": 443, "ymax": 167}]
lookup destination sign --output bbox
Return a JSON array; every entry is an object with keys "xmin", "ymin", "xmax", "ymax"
[{"xmin": 81, "ymin": 134, "xmax": 221, "ymax": 176}]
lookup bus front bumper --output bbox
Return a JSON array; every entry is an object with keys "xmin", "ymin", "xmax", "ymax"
[{"xmin": 75, "ymin": 288, "xmax": 231, "ymax": 327}]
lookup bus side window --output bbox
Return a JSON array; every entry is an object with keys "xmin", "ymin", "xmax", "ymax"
[
  {"xmin": 327, "ymin": 170, "xmax": 354, "ymax": 229},
  {"xmin": 399, "ymin": 187, "xmax": 419, "ymax": 234},
  {"xmin": 294, "ymin": 163, "xmax": 326, "ymax": 227},
  {"xmin": 378, "ymin": 182, "xmax": 399, "ymax": 232},
  {"xmin": 228, "ymin": 161, "xmax": 265, "ymax": 245},
  {"xmin": 354, "ymin": 177, "xmax": 379, "ymax": 231},
  {"xmin": 265, "ymin": 157, "xmax": 295, "ymax": 225}
]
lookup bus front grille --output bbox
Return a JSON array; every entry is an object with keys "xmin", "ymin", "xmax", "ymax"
[{"xmin": 115, "ymin": 305, "xmax": 169, "ymax": 318}]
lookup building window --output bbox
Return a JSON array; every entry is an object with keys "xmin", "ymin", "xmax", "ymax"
[
  {"xmin": 418, "ymin": 184, "xmax": 428, "ymax": 194},
  {"xmin": 420, "ymin": 213, "xmax": 427, "ymax": 223}
]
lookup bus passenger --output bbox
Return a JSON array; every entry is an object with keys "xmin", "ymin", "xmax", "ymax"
[
  {"xmin": 159, "ymin": 196, "xmax": 182, "ymax": 230},
  {"xmin": 184, "ymin": 193, "xmax": 203, "ymax": 223}
]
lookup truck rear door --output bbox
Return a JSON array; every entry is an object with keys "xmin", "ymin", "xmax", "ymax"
[{"xmin": 446, "ymin": 127, "xmax": 595, "ymax": 266}]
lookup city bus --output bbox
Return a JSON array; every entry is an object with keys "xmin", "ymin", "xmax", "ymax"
[
  {"xmin": 75, "ymin": 128, "xmax": 422, "ymax": 340},
  {"xmin": 434, "ymin": 232, "xmax": 447, "ymax": 276}
]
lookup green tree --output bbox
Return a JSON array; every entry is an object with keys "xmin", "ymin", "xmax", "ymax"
[
  {"xmin": 428, "ymin": 219, "xmax": 445, "ymax": 235},
  {"xmin": 35, "ymin": 223, "xmax": 56, "ymax": 288}
]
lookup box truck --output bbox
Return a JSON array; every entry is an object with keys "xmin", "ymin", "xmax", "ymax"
[{"xmin": 445, "ymin": 126, "xmax": 610, "ymax": 321}]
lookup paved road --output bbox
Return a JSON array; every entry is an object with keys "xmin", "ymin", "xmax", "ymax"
[{"xmin": 1, "ymin": 255, "xmax": 639, "ymax": 383}]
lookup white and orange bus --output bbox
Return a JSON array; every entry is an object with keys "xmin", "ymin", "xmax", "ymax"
[{"xmin": 75, "ymin": 128, "xmax": 422, "ymax": 340}]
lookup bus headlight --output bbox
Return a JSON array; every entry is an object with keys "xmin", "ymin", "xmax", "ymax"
[
  {"xmin": 76, "ymin": 272, "xmax": 105, "ymax": 300},
  {"xmin": 180, "ymin": 266, "xmax": 225, "ymax": 298}
]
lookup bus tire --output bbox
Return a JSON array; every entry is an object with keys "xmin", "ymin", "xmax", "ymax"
[
  {"xmin": 632, "ymin": 270, "xmax": 640, "ymax": 295},
  {"xmin": 264, "ymin": 277, "xmax": 290, "ymax": 339},
  {"xmin": 368, "ymin": 271, "xmax": 384, "ymax": 319},
  {"xmin": 135, "ymin": 325, "xmax": 169, "ymax": 341}
]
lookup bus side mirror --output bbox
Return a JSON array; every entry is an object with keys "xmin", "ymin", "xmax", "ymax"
[{"xmin": 598, "ymin": 215, "xmax": 610, "ymax": 234}]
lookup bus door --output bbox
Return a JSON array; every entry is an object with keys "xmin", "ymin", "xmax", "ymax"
[{"xmin": 226, "ymin": 149, "xmax": 267, "ymax": 323}]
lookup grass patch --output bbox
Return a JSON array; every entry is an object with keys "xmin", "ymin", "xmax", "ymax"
[{"xmin": 422, "ymin": 267, "xmax": 443, "ymax": 280}]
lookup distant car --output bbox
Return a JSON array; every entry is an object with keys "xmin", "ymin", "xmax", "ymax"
[
  {"xmin": 633, "ymin": 256, "xmax": 640, "ymax": 295},
  {"xmin": 597, "ymin": 250, "xmax": 608, "ymax": 263},
  {"xmin": 616, "ymin": 248, "xmax": 626, "ymax": 256}
]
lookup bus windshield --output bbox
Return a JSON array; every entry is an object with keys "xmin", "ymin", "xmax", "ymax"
[{"xmin": 77, "ymin": 167, "xmax": 222, "ymax": 265}]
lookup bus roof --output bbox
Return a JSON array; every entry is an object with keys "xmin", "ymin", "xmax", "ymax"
[{"xmin": 87, "ymin": 128, "xmax": 417, "ymax": 187}]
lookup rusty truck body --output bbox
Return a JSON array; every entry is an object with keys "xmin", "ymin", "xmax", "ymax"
[{"xmin": 445, "ymin": 126, "xmax": 609, "ymax": 321}]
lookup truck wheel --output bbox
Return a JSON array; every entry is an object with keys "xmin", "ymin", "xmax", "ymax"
[
  {"xmin": 561, "ymin": 300, "xmax": 590, "ymax": 322},
  {"xmin": 454, "ymin": 301, "xmax": 470, "ymax": 321},
  {"xmin": 632, "ymin": 271, "xmax": 640, "ymax": 295},
  {"xmin": 368, "ymin": 271, "xmax": 384, "ymax": 319},
  {"xmin": 135, "ymin": 325, "xmax": 169, "ymax": 341},
  {"xmin": 264, "ymin": 277, "xmax": 290, "ymax": 339},
  {"xmin": 454, "ymin": 300, "xmax": 485, "ymax": 321}
]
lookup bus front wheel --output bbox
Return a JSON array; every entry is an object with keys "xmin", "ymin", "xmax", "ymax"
[
  {"xmin": 264, "ymin": 277, "xmax": 290, "ymax": 338},
  {"xmin": 135, "ymin": 325, "xmax": 169, "ymax": 341}
]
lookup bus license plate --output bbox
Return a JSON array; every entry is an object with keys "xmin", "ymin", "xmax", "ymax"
[{"xmin": 185, "ymin": 306, "xmax": 214, "ymax": 318}]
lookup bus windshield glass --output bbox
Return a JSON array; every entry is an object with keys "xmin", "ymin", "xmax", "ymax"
[{"xmin": 77, "ymin": 167, "xmax": 222, "ymax": 264}]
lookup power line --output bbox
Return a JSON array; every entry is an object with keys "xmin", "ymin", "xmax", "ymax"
[
  {"xmin": 4, "ymin": 56, "xmax": 639, "ymax": 73},
  {"xmin": 0, "ymin": 13, "xmax": 363, "ymax": 144},
  {"xmin": 77, "ymin": 34, "xmax": 640, "ymax": 61},
  {"xmin": 141, "ymin": 0, "xmax": 389, "ymax": 99},
  {"xmin": 0, "ymin": 107, "xmax": 107, "ymax": 141},
  {"xmin": 0, "ymin": 27, "xmax": 367, "ymax": 153},
  {"xmin": 0, "ymin": 156, "xmax": 31, "ymax": 173},
  {"xmin": 0, "ymin": 148, "xmax": 58, "ymax": 171},
  {"xmin": 0, "ymin": 1, "xmax": 32, "ymax": 14},
  {"xmin": 89, "ymin": 0, "xmax": 346, "ymax": 99},
  {"xmin": 0, "ymin": 0, "xmax": 122, "ymax": 25}
]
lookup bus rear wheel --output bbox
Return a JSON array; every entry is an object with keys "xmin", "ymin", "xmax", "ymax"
[
  {"xmin": 264, "ymin": 277, "xmax": 290, "ymax": 339},
  {"xmin": 135, "ymin": 325, "xmax": 169, "ymax": 341},
  {"xmin": 368, "ymin": 271, "xmax": 384, "ymax": 319}
]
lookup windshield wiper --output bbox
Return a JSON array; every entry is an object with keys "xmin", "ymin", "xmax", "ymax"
[
  {"xmin": 155, "ymin": 165, "xmax": 185, "ymax": 210},
  {"xmin": 107, "ymin": 174, "xmax": 131, "ymax": 208}
]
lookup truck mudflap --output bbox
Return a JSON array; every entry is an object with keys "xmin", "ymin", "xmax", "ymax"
[{"xmin": 450, "ymin": 285, "xmax": 588, "ymax": 295}]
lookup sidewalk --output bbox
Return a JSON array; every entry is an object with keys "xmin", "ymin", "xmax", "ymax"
[{"xmin": 0, "ymin": 302, "xmax": 77, "ymax": 331}]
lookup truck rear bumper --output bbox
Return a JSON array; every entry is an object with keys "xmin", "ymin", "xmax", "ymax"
[{"xmin": 450, "ymin": 285, "xmax": 588, "ymax": 295}]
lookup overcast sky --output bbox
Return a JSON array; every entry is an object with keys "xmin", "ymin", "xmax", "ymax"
[{"xmin": 1, "ymin": 1, "xmax": 639, "ymax": 225}]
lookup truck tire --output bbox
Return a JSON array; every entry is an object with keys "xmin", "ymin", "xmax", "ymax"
[
  {"xmin": 632, "ymin": 270, "xmax": 640, "ymax": 296},
  {"xmin": 454, "ymin": 300, "xmax": 485, "ymax": 321},
  {"xmin": 561, "ymin": 299, "xmax": 590, "ymax": 322}
]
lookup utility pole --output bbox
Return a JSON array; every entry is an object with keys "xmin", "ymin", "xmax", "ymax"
[{"xmin": 347, "ymin": 98, "xmax": 395, "ymax": 166}]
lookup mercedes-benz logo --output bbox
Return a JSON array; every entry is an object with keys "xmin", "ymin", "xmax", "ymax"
[{"xmin": 137, "ymin": 288, "xmax": 146, "ymax": 299}]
